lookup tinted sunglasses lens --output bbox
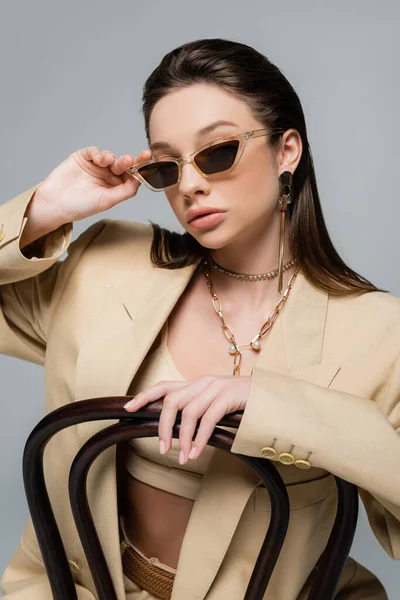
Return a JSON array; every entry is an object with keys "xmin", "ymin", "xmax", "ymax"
[
  {"xmin": 194, "ymin": 140, "xmax": 239, "ymax": 175},
  {"xmin": 138, "ymin": 161, "xmax": 179, "ymax": 189}
]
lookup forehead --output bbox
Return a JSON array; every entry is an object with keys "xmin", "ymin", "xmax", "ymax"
[{"xmin": 148, "ymin": 83, "xmax": 256, "ymax": 145}]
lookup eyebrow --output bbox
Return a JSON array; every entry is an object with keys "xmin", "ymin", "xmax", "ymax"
[{"xmin": 150, "ymin": 120, "xmax": 240, "ymax": 152}]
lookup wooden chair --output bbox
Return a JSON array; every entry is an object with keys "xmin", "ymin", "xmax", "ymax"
[{"xmin": 22, "ymin": 397, "xmax": 359, "ymax": 600}]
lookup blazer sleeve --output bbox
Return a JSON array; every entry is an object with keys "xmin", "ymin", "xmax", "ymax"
[
  {"xmin": 0, "ymin": 184, "xmax": 111, "ymax": 365},
  {"xmin": 1, "ymin": 185, "xmax": 113, "ymax": 598},
  {"xmin": 229, "ymin": 351, "xmax": 400, "ymax": 560}
]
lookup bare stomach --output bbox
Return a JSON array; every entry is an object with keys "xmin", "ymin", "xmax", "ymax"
[{"xmin": 121, "ymin": 471, "xmax": 195, "ymax": 570}]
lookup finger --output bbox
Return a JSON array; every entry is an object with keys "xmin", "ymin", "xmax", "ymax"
[
  {"xmin": 110, "ymin": 149, "xmax": 153, "ymax": 177},
  {"xmin": 157, "ymin": 382, "xmax": 200, "ymax": 454},
  {"xmin": 135, "ymin": 149, "xmax": 153, "ymax": 163},
  {"xmin": 159, "ymin": 375, "xmax": 215, "ymax": 452},
  {"xmin": 79, "ymin": 146, "xmax": 101, "ymax": 161},
  {"xmin": 123, "ymin": 381, "xmax": 184, "ymax": 411},
  {"xmin": 156, "ymin": 377, "xmax": 214, "ymax": 452},
  {"xmin": 95, "ymin": 150, "xmax": 116, "ymax": 165},
  {"xmin": 79, "ymin": 147, "xmax": 123, "ymax": 175},
  {"xmin": 99, "ymin": 159, "xmax": 161, "ymax": 208},
  {"xmin": 158, "ymin": 392, "xmax": 182, "ymax": 457},
  {"xmin": 79, "ymin": 146, "xmax": 113, "ymax": 165},
  {"xmin": 96, "ymin": 175, "xmax": 142, "ymax": 210},
  {"xmin": 189, "ymin": 399, "xmax": 228, "ymax": 462},
  {"xmin": 178, "ymin": 385, "xmax": 221, "ymax": 462},
  {"xmin": 175, "ymin": 403, "xmax": 205, "ymax": 462},
  {"xmin": 109, "ymin": 154, "xmax": 135, "ymax": 176}
]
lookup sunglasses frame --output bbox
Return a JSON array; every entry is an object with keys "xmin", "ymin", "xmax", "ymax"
[{"xmin": 128, "ymin": 127, "xmax": 286, "ymax": 191}]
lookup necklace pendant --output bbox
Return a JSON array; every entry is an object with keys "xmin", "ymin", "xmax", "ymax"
[
  {"xmin": 228, "ymin": 344, "xmax": 237, "ymax": 355},
  {"xmin": 250, "ymin": 339, "xmax": 261, "ymax": 351}
]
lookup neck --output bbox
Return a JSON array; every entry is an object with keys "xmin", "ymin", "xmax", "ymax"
[{"xmin": 206, "ymin": 219, "xmax": 296, "ymax": 313}]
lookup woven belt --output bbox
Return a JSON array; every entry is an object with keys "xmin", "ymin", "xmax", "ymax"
[{"xmin": 122, "ymin": 544, "xmax": 175, "ymax": 600}]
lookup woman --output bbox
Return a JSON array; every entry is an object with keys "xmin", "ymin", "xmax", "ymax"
[{"xmin": 1, "ymin": 38, "xmax": 399, "ymax": 600}]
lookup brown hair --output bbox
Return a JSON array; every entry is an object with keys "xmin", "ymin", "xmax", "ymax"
[{"xmin": 140, "ymin": 38, "xmax": 387, "ymax": 297}]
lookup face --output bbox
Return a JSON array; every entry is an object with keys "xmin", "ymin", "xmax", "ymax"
[{"xmin": 148, "ymin": 83, "xmax": 299, "ymax": 250}]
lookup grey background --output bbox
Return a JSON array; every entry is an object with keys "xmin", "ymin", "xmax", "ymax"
[{"xmin": 1, "ymin": 0, "xmax": 399, "ymax": 597}]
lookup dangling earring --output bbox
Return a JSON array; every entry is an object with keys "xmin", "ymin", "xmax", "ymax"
[{"xmin": 277, "ymin": 171, "xmax": 293, "ymax": 295}]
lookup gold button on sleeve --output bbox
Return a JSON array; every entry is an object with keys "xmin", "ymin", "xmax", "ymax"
[
  {"xmin": 294, "ymin": 451, "xmax": 312, "ymax": 469},
  {"xmin": 294, "ymin": 458, "xmax": 311, "ymax": 469},
  {"xmin": 278, "ymin": 444, "xmax": 296, "ymax": 465},
  {"xmin": 261, "ymin": 446, "xmax": 277, "ymax": 458},
  {"xmin": 278, "ymin": 452, "xmax": 295, "ymax": 465},
  {"xmin": 260, "ymin": 437, "xmax": 278, "ymax": 459}
]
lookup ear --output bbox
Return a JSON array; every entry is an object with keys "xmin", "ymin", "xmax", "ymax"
[{"xmin": 278, "ymin": 128, "xmax": 303, "ymax": 175}]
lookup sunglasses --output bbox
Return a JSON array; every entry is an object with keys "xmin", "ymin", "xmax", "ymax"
[{"xmin": 128, "ymin": 127, "xmax": 286, "ymax": 191}]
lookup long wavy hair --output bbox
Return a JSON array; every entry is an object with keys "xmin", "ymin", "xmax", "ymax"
[{"xmin": 140, "ymin": 38, "xmax": 386, "ymax": 297}]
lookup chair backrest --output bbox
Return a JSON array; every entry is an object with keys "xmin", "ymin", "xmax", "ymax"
[{"xmin": 22, "ymin": 397, "xmax": 359, "ymax": 600}]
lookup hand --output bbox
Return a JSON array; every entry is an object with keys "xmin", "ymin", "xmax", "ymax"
[
  {"xmin": 123, "ymin": 376, "xmax": 251, "ymax": 464},
  {"xmin": 31, "ymin": 146, "xmax": 153, "ymax": 229}
]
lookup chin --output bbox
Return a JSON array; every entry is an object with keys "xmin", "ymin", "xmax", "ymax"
[{"xmin": 190, "ymin": 230, "xmax": 236, "ymax": 251}]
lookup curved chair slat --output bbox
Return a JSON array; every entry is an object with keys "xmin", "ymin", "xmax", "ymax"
[
  {"xmin": 23, "ymin": 397, "xmax": 153, "ymax": 600},
  {"xmin": 69, "ymin": 418, "xmax": 290, "ymax": 600},
  {"xmin": 23, "ymin": 397, "xmax": 359, "ymax": 600},
  {"xmin": 307, "ymin": 478, "xmax": 358, "ymax": 599}
]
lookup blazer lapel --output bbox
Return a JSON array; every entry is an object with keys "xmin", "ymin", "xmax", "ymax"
[
  {"xmin": 171, "ymin": 447, "xmax": 261, "ymax": 600},
  {"xmin": 73, "ymin": 256, "xmax": 341, "ymax": 600},
  {"xmin": 169, "ymin": 270, "xmax": 341, "ymax": 600}
]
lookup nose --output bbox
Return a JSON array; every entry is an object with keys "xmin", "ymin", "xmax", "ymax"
[{"xmin": 177, "ymin": 162, "xmax": 209, "ymax": 196}]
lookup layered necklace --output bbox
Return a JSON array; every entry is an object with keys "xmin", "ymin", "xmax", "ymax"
[{"xmin": 202, "ymin": 254, "xmax": 299, "ymax": 376}]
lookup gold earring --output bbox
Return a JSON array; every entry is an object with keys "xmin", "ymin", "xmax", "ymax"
[{"xmin": 277, "ymin": 171, "xmax": 293, "ymax": 295}]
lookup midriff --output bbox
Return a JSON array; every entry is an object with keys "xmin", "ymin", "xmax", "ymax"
[{"xmin": 122, "ymin": 473, "xmax": 195, "ymax": 569}]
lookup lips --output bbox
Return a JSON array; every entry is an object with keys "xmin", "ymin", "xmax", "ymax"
[
  {"xmin": 187, "ymin": 208, "xmax": 225, "ymax": 224},
  {"xmin": 191, "ymin": 212, "xmax": 212, "ymax": 221},
  {"xmin": 188, "ymin": 211, "xmax": 226, "ymax": 229}
]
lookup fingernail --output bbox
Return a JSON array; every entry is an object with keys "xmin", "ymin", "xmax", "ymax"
[
  {"xmin": 189, "ymin": 447, "xmax": 197, "ymax": 460},
  {"xmin": 123, "ymin": 399, "xmax": 136, "ymax": 409},
  {"xmin": 179, "ymin": 450, "xmax": 185, "ymax": 465},
  {"xmin": 159, "ymin": 440, "xmax": 165, "ymax": 454}
]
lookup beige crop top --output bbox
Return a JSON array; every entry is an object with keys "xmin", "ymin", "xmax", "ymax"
[{"xmin": 123, "ymin": 318, "xmax": 219, "ymax": 501}]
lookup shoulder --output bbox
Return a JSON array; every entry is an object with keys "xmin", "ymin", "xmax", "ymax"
[
  {"xmin": 326, "ymin": 287, "xmax": 400, "ymax": 361},
  {"xmin": 84, "ymin": 217, "xmax": 155, "ymax": 260},
  {"xmin": 97, "ymin": 217, "xmax": 154, "ymax": 243},
  {"xmin": 62, "ymin": 218, "xmax": 157, "ymax": 290},
  {"xmin": 330, "ymin": 287, "xmax": 400, "ymax": 323}
]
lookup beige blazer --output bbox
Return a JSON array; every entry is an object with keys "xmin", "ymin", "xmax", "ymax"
[{"xmin": 1, "ymin": 184, "xmax": 400, "ymax": 600}]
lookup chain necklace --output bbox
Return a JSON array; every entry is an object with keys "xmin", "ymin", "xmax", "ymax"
[
  {"xmin": 202, "ymin": 256, "xmax": 300, "ymax": 376},
  {"xmin": 207, "ymin": 254, "xmax": 297, "ymax": 280}
]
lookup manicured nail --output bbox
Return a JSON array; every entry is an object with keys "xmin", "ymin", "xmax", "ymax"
[
  {"xmin": 159, "ymin": 440, "xmax": 165, "ymax": 454},
  {"xmin": 179, "ymin": 450, "xmax": 185, "ymax": 465},
  {"xmin": 189, "ymin": 447, "xmax": 197, "ymax": 460},
  {"xmin": 123, "ymin": 399, "xmax": 136, "ymax": 409}
]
